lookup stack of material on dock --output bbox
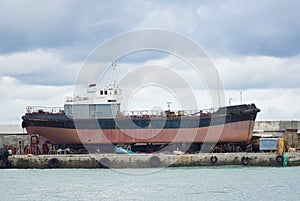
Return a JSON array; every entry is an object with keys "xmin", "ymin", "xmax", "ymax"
[
  {"xmin": 284, "ymin": 129, "xmax": 299, "ymax": 148},
  {"xmin": 0, "ymin": 148, "xmax": 9, "ymax": 168}
]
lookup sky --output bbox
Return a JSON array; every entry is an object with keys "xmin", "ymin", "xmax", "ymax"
[{"xmin": 0, "ymin": 0, "xmax": 300, "ymax": 124}]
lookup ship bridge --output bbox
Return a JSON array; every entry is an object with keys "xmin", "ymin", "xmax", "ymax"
[{"xmin": 64, "ymin": 84, "xmax": 122, "ymax": 119}]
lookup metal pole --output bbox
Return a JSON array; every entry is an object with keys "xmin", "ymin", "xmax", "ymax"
[{"xmin": 240, "ymin": 91, "xmax": 242, "ymax": 104}]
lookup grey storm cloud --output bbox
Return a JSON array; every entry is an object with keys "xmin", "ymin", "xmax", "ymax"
[
  {"xmin": 0, "ymin": 0, "xmax": 299, "ymax": 57},
  {"xmin": 0, "ymin": 0, "xmax": 132, "ymax": 54},
  {"xmin": 1, "ymin": 0, "xmax": 300, "ymax": 123},
  {"xmin": 199, "ymin": 1, "xmax": 300, "ymax": 57}
]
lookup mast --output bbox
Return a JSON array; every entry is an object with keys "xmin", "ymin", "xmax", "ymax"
[
  {"xmin": 111, "ymin": 49, "xmax": 117, "ymax": 88},
  {"xmin": 216, "ymin": 70, "xmax": 221, "ymax": 107},
  {"xmin": 240, "ymin": 91, "xmax": 243, "ymax": 104}
]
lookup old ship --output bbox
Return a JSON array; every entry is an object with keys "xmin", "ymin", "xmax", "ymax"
[{"xmin": 22, "ymin": 80, "xmax": 260, "ymax": 153}]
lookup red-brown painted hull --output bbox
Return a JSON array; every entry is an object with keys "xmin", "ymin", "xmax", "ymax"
[{"xmin": 26, "ymin": 120, "xmax": 255, "ymax": 145}]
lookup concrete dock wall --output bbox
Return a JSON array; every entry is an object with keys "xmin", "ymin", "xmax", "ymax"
[
  {"xmin": 7, "ymin": 153, "xmax": 300, "ymax": 169},
  {"xmin": 254, "ymin": 121, "xmax": 300, "ymax": 132}
]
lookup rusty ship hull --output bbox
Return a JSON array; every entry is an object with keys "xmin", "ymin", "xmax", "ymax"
[{"xmin": 22, "ymin": 104, "xmax": 260, "ymax": 145}]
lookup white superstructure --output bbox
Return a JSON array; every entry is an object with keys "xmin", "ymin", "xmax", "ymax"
[
  {"xmin": 65, "ymin": 84, "xmax": 122, "ymax": 105},
  {"xmin": 64, "ymin": 84, "xmax": 122, "ymax": 118}
]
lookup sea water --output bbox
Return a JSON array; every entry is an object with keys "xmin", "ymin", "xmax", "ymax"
[{"xmin": 1, "ymin": 166, "xmax": 299, "ymax": 201}]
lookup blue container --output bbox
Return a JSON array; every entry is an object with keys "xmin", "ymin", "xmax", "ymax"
[{"xmin": 259, "ymin": 138, "xmax": 278, "ymax": 151}]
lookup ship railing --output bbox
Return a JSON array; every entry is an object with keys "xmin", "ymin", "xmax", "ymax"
[
  {"xmin": 119, "ymin": 108, "xmax": 216, "ymax": 118},
  {"xmin": 65, "ymin": 95, "xmax": 89, "ymax": 103},
  {"xmin": 65, "ymin": 96, "xmax": 74, "ymax": 102},
  {"xmin": 26, "ymin": 106, "xmax": 64, "ymax": 114},
  {"xmin": 120, "ymin": 110, "xmax": 165, "ymax": 118}
]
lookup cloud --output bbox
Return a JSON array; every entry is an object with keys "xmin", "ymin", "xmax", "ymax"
[
  {"xmin": 136, "ymin": 1, "xmax": 300, "ymax": 57},
  {"xmin": 0, "ymin": 1, "xmax": 299, "ymax": 123},
  {"xmin": 0, "ymin": 0, "xmax": 151, "ymax": 54},
  {"xmin": 0, "ymin": 1, "xmax": 81, "ymax": 52},
  {"xmin": 1, "ymin": 52, "xmax": 300, "ymax": 124},
  {"xmin": 225, "ymin": 88, "xmax": 300, "ymax": 120},
  {"xmin": 0, "ymin": 49, "xmax": 81, "ymax": 85},
  {"xmin": 194, "ymin": 0, "xmax": 300, "ymax": 57},
  {"xmin": 1, "ymin": 1, "xmax": 299, "ymax": 57},
  {"xmin": 0, "ymin": 75, "xmax": 74, "ymax": 124},
  {"xmin": 214, "ymin": 55, "xmax": 300, "ymax": 89}
]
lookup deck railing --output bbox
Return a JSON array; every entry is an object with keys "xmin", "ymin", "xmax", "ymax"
[
  {"xmin": 26, "ymin": 106, "xmax": 64, "ymax": 114},
  {"xmin": 26, "ymin": 106, "xmax": 216, "ymax": 117},
  {"xmin": 119, "ymin": 108, "xmax": 215, "ymax": 118}
]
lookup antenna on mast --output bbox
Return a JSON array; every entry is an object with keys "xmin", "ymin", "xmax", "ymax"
[
  {"xmin": 166, "ymin": 102, "xmax": 172, "ymax": 111},
  {"xmin": 111, "ymin": 49, "xmax": 117, "ymax": 88}
]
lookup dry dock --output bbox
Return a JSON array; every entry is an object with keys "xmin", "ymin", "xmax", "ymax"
[{"xmin": 6, "ymin": 152, "xmax": 300, "ymax": 169}]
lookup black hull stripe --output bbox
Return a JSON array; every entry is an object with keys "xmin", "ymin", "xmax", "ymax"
[
  {"xmin": 23, "ymin": 104, "xmax": 259, "ymax": 130},
  {"xmin": 25, "ymin": 113, "xmax": 257, "ymax": 130}
]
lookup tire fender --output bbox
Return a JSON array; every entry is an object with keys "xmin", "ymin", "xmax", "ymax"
[
  {"xmin": 241, "ymin": 156, "xmax": 250, "ymax": 165},
  {"xmin": 150, "ymin": 156, "xmax": 161, "ymax": 167},
  {"xmin": 210, "ymin": 156, "xmax": 218, "ymax": 164},
  {"xmin": 48, "ymin": 158, "xmax": 60, "ymax": 168},
  {"xmin": 99, "ymin": 157, "xmax": 110, "ymax": 168},
  {"xmin": 276, "ymin": 155, "xmax": 284, "ymax": 165}
]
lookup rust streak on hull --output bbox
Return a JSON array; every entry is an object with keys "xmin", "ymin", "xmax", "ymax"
[{"xmin": 26, "ymin": 120, "xmax": 255, "ymax": 145}]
